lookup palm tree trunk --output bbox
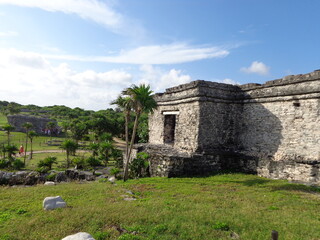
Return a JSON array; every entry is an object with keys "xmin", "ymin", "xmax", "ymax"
[
  {"xmin": 30, "ymin": 140, "xmax": 33, "ymax": 159},
  {"xmin": 124, "ymin": 111, "xmax": 130, "ymax": 159},
  {"xmin": 124, "ymin": 112, "xmax": 140, "ymax": 181},
  {"xmin": 67, "ymin": 151, "xmax": 70, "ymax": 168},
  {"xmin": 24, "ymin": 133, "xmax": 28, "ymax": 164}
]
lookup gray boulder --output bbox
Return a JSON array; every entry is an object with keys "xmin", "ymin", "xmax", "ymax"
[
  {"xmin": 108, "ymin": 176, "xmax": 116, "ymax": 183},
  {"xmin": 43, "ymin": 196, "xmax": 67, "ymax": 210},
  {"xmin": 56, "ymin": 172, "xmax": 68, "ymax": 182},
  {"xmin": 61, "ymin": 232, "xmax": 95, "ymax": 240},
  {"xmin": 44, "ymin": 181, "xmax": 56, "ymax": 186}
]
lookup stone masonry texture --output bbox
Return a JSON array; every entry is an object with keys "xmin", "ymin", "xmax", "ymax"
[{"xmin": 143, "ymin": 70, "xmax": 320, "ymax": 184}]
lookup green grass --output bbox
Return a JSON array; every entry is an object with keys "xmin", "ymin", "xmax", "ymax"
[
  {"xmin": 0, "ymin": 114, "xmax": 7, "ymax": 126},
  {"xmin": 24, "ymin": 151, "xmax": 91, "ymax": 170},
  {"xmin": 0, "ymin": 174, "xmax": 320, "ymax": 240},
  {"xmin": 0, "ymin": 131, "xmax": 65, "ymax": 151}
]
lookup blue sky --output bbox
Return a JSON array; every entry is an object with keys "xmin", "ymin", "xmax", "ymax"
[{"xmin": 0, "ymin": 0, "xmax": 319, "ymax": 110}]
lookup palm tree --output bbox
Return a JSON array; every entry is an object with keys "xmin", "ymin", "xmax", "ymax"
[
  {"xmin": 2, "ymin": 124, "xmax": 15, "ymax": 144},
  {"xmin": 60, "ymin": 121, "xmax": 70, "ymax": 138},
  {"xmin": 99, "ymin": 140, "xmax": 115, "ymax": 166},
  {"xmin": 61, "ymin": 139, "xmax": 79, "ymax": 168},
  {"xmin": 22, "ymin": 122, "xmax": 33, "ymax": 164},
  {"xmin": 121, "ymin": 84, "xmax": 157, "ymax": 181},
  {"xmin": 111, "ymin": 96, "xmax": 133, "ymax": 178},
  {"xmin": 5, "ymin": 144, "xmax": 18, "ymax": 161},
  {"xmin": 46, "ymin": 121, "xmax": 57, "ymax": 140},
  {"xmin": 28, "ymin": 130, "xmax": 38, "ymax": 159}
]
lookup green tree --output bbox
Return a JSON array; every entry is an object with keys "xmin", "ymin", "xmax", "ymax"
[
  {"xmin": 5, "ymin": 144, "xmax": 18, "ymax": 161},
  {"xmin": 46, "ymin": 121, "xmax": 57, "ymax": 140},
  {"xmin": 117, "ymin": 84, "xmax": 157, "ymax": 181},
  {"xmin": 22, "ymin": 122, "xmax": 33, "ymax": 164},
  {"xmin": 28, "ymin": 130, "xmax": 38, "ymax": 159},
  {"xmin": 70, "ymin": 120, "xmax": 88, "ymax": 142},
  {"xmin": 61, "ymin": 139, "xmax": 79, "ymax": 168},
  {"xmin": 2, "ymin": 124, "xmax": 15, "ymax": 144},
  {"xmin": 98, "ymin": 140, "xmax": 115, "ymax": 166},
  {"xmin": 60, "ymin": 121, "xmax": 70, "ymax": 138},
  {"xmin": 88, "ymin": 142, "xmax": 99, "ymax": 157},
  {"xmin": 1, "ymin": 102, "xmax": 21, "ymax": 117}
]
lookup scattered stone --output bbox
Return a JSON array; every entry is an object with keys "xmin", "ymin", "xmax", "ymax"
[
  {"xmin": 125, "ymin": 190, "xmax": 134, "ymax": 195},
  {"xmin": 55, "ymin": 172, "xmax": 68, "ymax": 182},
  {"xmin": 43, "ymin": 196, "xmax": 67, "ymax": 210},
  {"xmin": 108, "ymin": 176, "xmax": 116, "ymax": 183},
  {"xmin": 123, "ymin": 197, "xmax": 136, "ymax": 201},
  {"xmin": 230, "ymin": 231, "xmax": 240, "ymax": 239},
  {"xmin": 61, "ymin": 232, "xmax": 95, "ymax": 240},
  {"xmin": 44, "ymin": 181, "xmax": 56, "ymax": 186}
]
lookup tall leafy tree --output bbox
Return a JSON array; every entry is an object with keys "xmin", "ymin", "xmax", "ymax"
[
  {"xmin": 60, "ymin": 121, "xmax": 70, "ymax": 138},
  {"xmin": 118, "ymin": 84, "xmax": 157, "ymax": 181},
  {"xmin": 22, "ymin": 122, "xmax": 33, "ymax": 164},
  {"xmin": 28, "ymin": 130, "xmax": 38, "ymax": 159},
  {"xmin": 70, "ymin": 120, "xmax": 88, "ymax": 143},
  {"xmin": 2, "ymin": 124, "xmax": 15, "ymax": 144}
]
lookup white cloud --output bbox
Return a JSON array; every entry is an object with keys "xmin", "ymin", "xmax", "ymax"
[
  {"xmin": 0, "ymin": 0, "xmax": 143, "ymax": 36},
  {"xmin": 241, "ymin": 61, "xmax": 270, "ymax": 75},
  {"xmin": 46, "ymin": 43, "xmax": 230, "ymax": 65},
  {"xmin": 0, "ymin": 48, "xmax": 133, "ymax": 110},
  {"xmin": 0, "ymin": 31, "xmax": 18, "ymax": 37},
  {"xmin": 139, "ymin": 64, "xmax": 192, "ymax": 92},
  {"xmin": 217, "ymin": 78, "xmax": 240, "ymax": 85}
]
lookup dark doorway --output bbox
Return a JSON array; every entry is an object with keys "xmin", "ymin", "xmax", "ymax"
[{"xmin": 164, "ymin": 115, "xmax": 176, "ymax": 144}]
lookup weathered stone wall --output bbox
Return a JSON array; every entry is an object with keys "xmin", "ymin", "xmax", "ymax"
[
  {"xmin": 7, "ymin": 115, "xmax": 57, "ymax": 134},
  {"xmin": 147, "ymin": 70, "xmax": 320, "ymax": 184},
  {"xmin": 149, "ymin": 85, "xmax": 202, "ymax": 152}
]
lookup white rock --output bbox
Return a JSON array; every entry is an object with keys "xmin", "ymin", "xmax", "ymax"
[
  {"xmin": 108, "ymin": 176, "xmax": 116, "ymax": 183},
  {"xmin": 44, "ymin": 181, "xmax": 56, "ymax": 186},
  {"xmin": 43, "ymin": 196, "xmax": 67, "ymax": 210},
  {"xmin": 61, "ymin": 232, "xmax": 95, "ymax": 240}
]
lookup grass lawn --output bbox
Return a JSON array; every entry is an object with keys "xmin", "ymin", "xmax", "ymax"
[
  {"xmin": 23, "ymin": 151, "xmax": 92, "ymax": 170},
  {"xmin": 0, "ymin": 174, "xmax": 320, "ymax": 240},
  {"xmin": 0, "ymin": 114, "xmax": 7, "ymax": 126}
]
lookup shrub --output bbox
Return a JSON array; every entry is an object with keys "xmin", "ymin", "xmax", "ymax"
[
  {"xmin": 36, "ymin": 166, "xmax": 50, "ymax": 174},
  {"xmin": 72, "ymin": 157, "xmax": 86, "ymax": 169},
  {"xmin": 0, "ymin": 159, "xmax": 9, "ymax": 169},
  {"xmin": 129, "ymin": 152, "xmax": 149, "ymax": 178},
  {"xmin": 38, "ymin": 156, "xmax": 57, "ymax": 170},
  {"xmin": 110, "ymin": 167, "xmax": 120, "ymax": 178},
  {"xmin": 213, "ymin": 221, "xmax": 230, "ymax": 231},
  {"xmin": 12, "ymin": 159, "xmax": 24, "ymax": 170},
  {"xmin": 46, "ymin": 172, "xmax": 57, "ymax": 181},
  {"xmin": 86, "ymin": 156, "xmax": 101, "ymax": 167}
]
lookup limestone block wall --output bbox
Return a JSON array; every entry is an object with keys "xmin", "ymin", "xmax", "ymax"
[
  {"xmin": 147, "ymin": 70, "xmax": 320, "ymax": 183},
  {"xmin": 240, "ymin": 73, "xmax": 320, "ymax": 162},
  {"xmin": 7, "ymin": 115, "xmax": 57, "ymax": 134},
  {"xmin": 149, "ymin": 101, "xmax": 201, "ymax": 153}
]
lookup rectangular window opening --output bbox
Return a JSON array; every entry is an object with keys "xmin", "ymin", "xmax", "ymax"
[{"xmin": 164, "ymin": 114, "xmax": 176, "ymax": 144}]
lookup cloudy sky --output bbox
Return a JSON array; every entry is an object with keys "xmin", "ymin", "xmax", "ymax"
[{"xmin": 0, "ymin": 0, "xmax": 319, "ymax": 110}]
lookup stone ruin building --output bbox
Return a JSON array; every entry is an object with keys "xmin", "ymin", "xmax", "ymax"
[
  {"xmin": 7, "ymin": 115, "xmax": 58, "ymax": 135},
  {"xmin": 136, "ymin": 70, "xmax": 320, "ymax": 185}
]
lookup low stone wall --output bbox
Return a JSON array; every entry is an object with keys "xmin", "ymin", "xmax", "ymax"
[
  {"xmin": 0, "ymin": 169, "xmax": 105, "ymax": 186},
  {"xmin": 135, "ymin": 144, "xmax": 320, "ymax": 185}
]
